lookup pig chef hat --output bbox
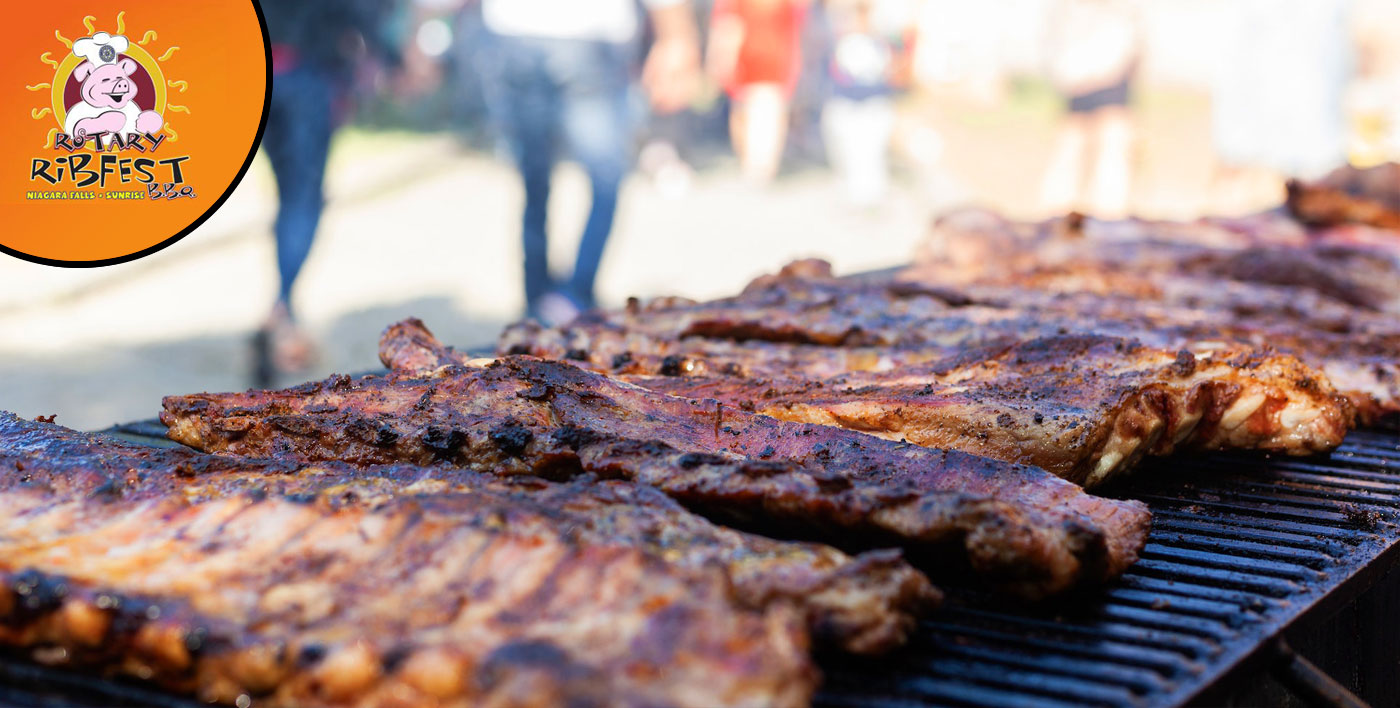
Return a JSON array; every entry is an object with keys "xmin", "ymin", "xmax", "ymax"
[{"xmin": 73, "ymin": 32, "xmax": 131, "ymax": 67}]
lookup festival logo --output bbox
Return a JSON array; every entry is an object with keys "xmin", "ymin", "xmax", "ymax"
[
  {"xmin": 29, "ymin": 15, "xmax": 186, "ymax": 193},
  {"xmin": 2, "ymin": 3, "xmax": 269, "ymax": 266}
]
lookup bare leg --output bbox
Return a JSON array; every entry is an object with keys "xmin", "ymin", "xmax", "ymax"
[
  {"xmin": 1039, "ymin": 114, "xmax": 1090, "ymax": 214},
  {"xmin": 1085, "ymin": 106, "xmax": 1133, "ymax": 218},
  {"xmin": 737, "ymin": 83, "xmax": 789, "ymax": 183},
  {"xmin": 824, "ymin": 97, "xmax": 895, "ymax": 205}
]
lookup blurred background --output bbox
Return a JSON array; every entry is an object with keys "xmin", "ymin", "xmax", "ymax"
[{"xmin": 3, "ymin": 0, "xmax": 1399, "ymax": 429}]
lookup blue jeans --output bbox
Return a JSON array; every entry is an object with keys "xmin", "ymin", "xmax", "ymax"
[
  {"xmin": 262, "ymin": 64, "xmax": 335, "ymax": 312},
  {"xmin": 476, "ymin": 33, "xmax": 634, "ymax": 310}
]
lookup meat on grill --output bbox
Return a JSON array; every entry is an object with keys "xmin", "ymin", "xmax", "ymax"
[
  {"xmin": 976, "ymin": 288, "xmax": 1400, "ymax": 423},
  {"xmin": 498, "ymin": 255, "xmax": 1390, "ymax": 425},
  {"xmin": 0, "ymin": 412, "xmax": 817, "ymax": 707},
  {"xmin": 161, "ymin": 347, "xmax": 1153, "ymax": 600},
  {"xmin": 500, "ymin": 292, "xmax": 1393, "ymax": 426},
  {"xmin": 418, "ymin": 320, "xmax": 1351, "ymax": 487},
  {"xmin": 635, "ymin": 336, "xmax": 1351, "ymax": 488},
  {"xmin": 904, "ymin": 211, "xmax": 1400, "ymax": 419},
  {"xmin": 1287, "ymin": 162, "xmax": 1400, "ymax": 231},
  {"xmin": 4, "ymin": 411, "xmax": 942, "ymax": 657},
  {"xmin": 910, "ymin": 208, "xmax": 1400, "ymax": 315}
]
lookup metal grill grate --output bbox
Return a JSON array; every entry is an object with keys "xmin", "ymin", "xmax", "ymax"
[
  {"xmin": 817, "ymin": 429, "xmax": 1400, "ymax": 708},
  {"xmin": 3, "ymin": 424, "xmax": 1399, "ymax": 707}
]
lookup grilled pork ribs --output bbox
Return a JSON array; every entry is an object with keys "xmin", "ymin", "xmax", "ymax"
[
  {"xmin": 162, "ymin": 353, "xmax": 1152, "ymax": 601},
  {"xmin": 486, "ymin": 265, "xmax": 1355, "ymax": 485},
  {"xmin": 1, "ymin": 412, "xmax": 952, "ymax": 706}
]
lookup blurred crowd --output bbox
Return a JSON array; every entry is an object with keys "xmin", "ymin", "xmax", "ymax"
[{"xmin": 254, "ymin": 0, "xmax": 1400, "ymax": 375}]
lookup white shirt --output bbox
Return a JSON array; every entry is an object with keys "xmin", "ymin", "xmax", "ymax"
[{"xmin": 482, "ymin": 0, "xmax": 682, "ymax": 44}]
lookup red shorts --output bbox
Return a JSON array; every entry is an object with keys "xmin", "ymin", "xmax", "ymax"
[{"xmin": 713, "ymin": 0, "xmax": 807, "ymax": 97}]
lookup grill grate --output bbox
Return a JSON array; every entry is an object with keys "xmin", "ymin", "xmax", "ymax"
[
  {"xmin": 3, "ymin": 423, "xmax": 1399, "ymax": 707},
  {"xmin": 817, "ymin": 429, "xmax": 1400, "ymax": 708}
]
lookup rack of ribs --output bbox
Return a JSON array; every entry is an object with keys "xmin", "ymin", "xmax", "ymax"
[
  {"xmin": 634, "ymin": 336, "xmax": 1351, "ymax": 488},
  {"xmin": 495, "ymin": 256, "xmax": 1393, "ymax": 426},
  {"xmin": 909, "ymin": 208, "xmax": 1400, "ymax": 315},
  {"xmin": 0, "ymin": 412, "xmax": 828, "ymax": 706},
  {"xmin": 492, "ymin": 319, "xmax": 1353, "ymax": 486},
  {"xmin": 413, "ymin": 319, "xmax": 1350, "ymax": 487},
  {"xmin": 911, "ymin": 209, "xmax": 1314, "ymax": 307},
  {"xmin": 973, "ymin": 288, "xmax": 1400, "ymax": 424},
  {"xmin": 1, "ymin": 411, "xmax": 943, "ymax": 659},
  {"xmin": 907, "ymin": 210, "xmax": 1400, "ymax": 409},
  {"xmin": 161, "ymin": 353, "xmax": 1152, "ymax": 601}
]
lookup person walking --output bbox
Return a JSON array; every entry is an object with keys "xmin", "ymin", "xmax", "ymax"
[
  {"xmin": 1038, "ymin": 0, "xmax": 1140, "ymax": 219},
  {"xmin": 257, "ymin": 0, "xmax": 400, "ymax": 378},
  {"xmin": 475, "ymin": 0, "xmax": 700, "ymax": 325},
  {"xmin": 707, "ymin": 0, "xmax": 809, "ymax": 184},
  {"xmin": 820, "ymin": 0, "xmax": 915, "ymax": 206}
]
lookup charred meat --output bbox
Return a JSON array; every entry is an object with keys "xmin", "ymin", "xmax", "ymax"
[
  {"xmin": 497, "ymin": 256, "xmax": 1389, "ymax": 425},
  {"xmin": 0, "ymin": 412, "xmax": 818, "ymax": 707},
  {"xmin": 414, "ymin": 320, "xmax": 1351, "ymax": 487},
  {"xmin": 634, "ymin": 335, "xmax": 1351, "ymax": 488},
  {"xmin": 162, "ymin": 353, "xmax": 1152, "ymax": 600}
]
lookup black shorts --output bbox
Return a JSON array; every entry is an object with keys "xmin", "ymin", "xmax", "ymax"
[{"xmin": 1068, "ymin": 79, "xmax": 1130, "ymax": 114}]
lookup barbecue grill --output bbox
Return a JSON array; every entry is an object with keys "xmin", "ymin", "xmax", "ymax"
[{"xmin": 3, "ymin": 419, "xmax": 1398, "ymax": 708}]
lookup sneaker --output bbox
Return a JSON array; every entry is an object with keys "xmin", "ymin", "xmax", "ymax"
[{"xmin": 533, "ymin": 291, "xmax": 582, "ymax": 327}]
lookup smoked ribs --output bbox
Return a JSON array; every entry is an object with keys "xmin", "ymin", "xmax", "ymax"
[
  {"xmin": 906, "ymin": 210, "xmax": 1400, "ymax": 420},
  {"xmin": 486, "ymin": 277, "xmax": 1356, "ymax": 482},
  {"xmin": 0, "ymin": 412, "xmax": 950, "ymax": 705},
  {"xmin": 632, "ymin": 335, "xmax": 1351, "ymax": 487},
  {"xmin": 407, "ymin": 319, "xmax": 1351, "ymax": 486},
  {"xmin": 161, "ymin": 354, "xmax": 1153, "ymax": 601}
]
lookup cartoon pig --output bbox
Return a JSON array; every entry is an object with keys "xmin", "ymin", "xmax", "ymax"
[{"xmin": 63, "ymin": 32, "xmax": 163, "ymax": 146}]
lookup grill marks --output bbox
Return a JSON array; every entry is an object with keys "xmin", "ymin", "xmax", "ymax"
[
  {"xmin": 0, "ymin": 414, "xmax": 846, "ymax": 707},
  {"xmin": 165, "ymin": 345, "xmax": 1152, "ymax": 600}
]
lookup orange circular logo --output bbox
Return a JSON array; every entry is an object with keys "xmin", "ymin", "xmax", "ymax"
[{"xmin": 2, "ymin": 2, "xmax": 270, "ymax": 266}]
